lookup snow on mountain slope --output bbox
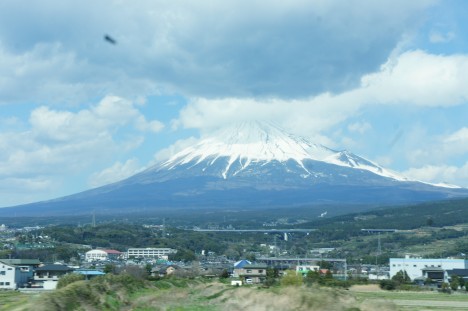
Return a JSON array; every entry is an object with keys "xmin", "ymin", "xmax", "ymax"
[{"xmin": 159, "ymin": 121, "xmax": 408, "ymax": 182}]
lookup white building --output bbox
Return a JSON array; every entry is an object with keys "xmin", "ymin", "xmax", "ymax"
[
  {"xmin": 127, "ymin": 248, "xmax": 177, "ymax": 259},
  {"xmin": 33, "ymin": 264, "xmax": 74, "ymax": 289},
  {"xmin": 296, "ymin": 265, "xmax": 320, "ymax": 276},
  {"xmin": 390, "ymin": 255, "xmax": 468, "ymax": 281},
  {"xmin": 0, "ymin": 260, "xmax": 36, "ymax": 290},
  {"xmin": 0, "ymin": 262, "xmax": 18, "ymax": 289},
  {"xmin": 85, "ymin": 249, "xmax": 122, "ymax": 262}
]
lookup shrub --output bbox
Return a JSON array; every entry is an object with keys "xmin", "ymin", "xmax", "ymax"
[
  {"xmin": 440, "ymin": 282, "xmax": 451, "ymax": 294},
  {"xmin": 450, "ymin": 275, "xmax": 460, "ymax": 291},
  {"xmin": 280, "ymin": 270, "xmax": 303, "ymax": 287},
  {"xmin": 219, "ymin": 269, "xmax": 230, "ymax": 279},
  {"xmin": 379, "ymin": 279, "xmax": 398, "ymax": 290},
  {"xmin": 56, "ymin": 273, "xmax": 85, "ymax": 289}
]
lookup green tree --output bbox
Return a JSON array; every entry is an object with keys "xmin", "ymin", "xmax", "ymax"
[
  {"xmin": 54, "ymin": 245, "xmax": 79, "ymax": 262},
  {"xmin": 266, "ymin": 268, "xmax": 279, "ymax": 278},
  {"xmin": 392, "ymin": 270, "xmax": 411, "ymax": 284},
  {"xmin": 245, "ymin": 253, "xmax": 256, "ymax": 262},
  {"xmin": 318, "ymin": 260, "xmax": 332, "ymax": 270},
  {"xmin": 450, "ymin": 275, "xmax": 460, "ymax": 291},
  {"xmin": 0, "ymin": 249, "xmax": 12, "ymax": 258},
  {"xmin": 103, "ymin": 264, "xmax": 116, "ymax": 274},
  {"xmin": 145, "ymin": 263, "xmax": 153, "ymax": 276},
  {"xmin": 305, "ymin": 270, "xmax": 320, "ymax": 285},
  {"xmin": 264, "ymin": 268, "xmax": 279, "ymax": 287},
  {"xmin": 119, "ymin": 266, "xmax": 148, "ymax": 280},
  {"xmin": 426, "ymin": 217, "xmax": 434, "ymax": 227},
  {"xmin": 169, "ymin": 249, "xmax": 196, "ymax": 262}
]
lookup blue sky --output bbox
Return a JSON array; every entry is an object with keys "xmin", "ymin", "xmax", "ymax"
[{"xmin": 1, "ymin": 0, "xmax": 468, "ymax": 207}]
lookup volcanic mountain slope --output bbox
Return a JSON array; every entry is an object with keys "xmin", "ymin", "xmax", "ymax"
[{"xmin": 1, "ymin": 121, "xmax": 467, "ymax": 216}]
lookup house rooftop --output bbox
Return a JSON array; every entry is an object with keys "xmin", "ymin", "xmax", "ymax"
[
  {"xmin": 74, "ymin": 269, "xmax": 105, "ymax": 276},
  {"xmin": 390, "ymin": 258, "xmax": 468, "ymax": 262},
  {"xmin": 0, "ymin": 259, "xmax": 41, "ymax": 266},
  {"xmin": 421, "ymin": 267, "xmax": 445, "ymax": 272},
  {"xmin": 234, "ymin": 259, "xmax": 252, "ymax": 268},
  {"xmin": 101, "ymin": 249, "xmax": 122, "ymax": 254},
  {"xmin": 35, "ymin": 264, "xmax": 74, "ymax": 272},
  {"xmin": 447, "ymin": 269, "xmax": 468, "ymax": 277},
  {"xmin": 242, "ymin": 264, "xmax": 268, "ymax": 269}
]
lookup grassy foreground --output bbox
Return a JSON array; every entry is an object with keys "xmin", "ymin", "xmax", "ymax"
[
  {"xmin": 0, "ymin": 291, "xmax": 35, "ymax": 311},
  {"xmin": 351, "ymin": 285, "xmax": 468, "ymax": 311},
  {"xmin": 1, "ymin": 275, "xmax": 394, "ymax": 311},
  {"xmin": 2, "ymin": 276, "xmax": 468, "ymax": 311}
]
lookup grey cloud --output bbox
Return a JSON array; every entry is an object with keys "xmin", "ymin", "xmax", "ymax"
[{"xmin": 0, "ymin": 1, "xmax": 436, "ymax": 104}]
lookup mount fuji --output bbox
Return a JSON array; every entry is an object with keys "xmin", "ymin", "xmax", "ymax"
[{"xmin": 1, "ymin": 121, "xmax": 467, "ymax": 216}]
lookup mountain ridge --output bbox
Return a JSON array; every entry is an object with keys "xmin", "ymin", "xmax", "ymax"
[{"xmin": 0, "ymin": 121, "xmax": 467, "ymax": 216}]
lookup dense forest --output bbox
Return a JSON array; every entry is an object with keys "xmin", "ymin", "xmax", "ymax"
[{"xmin": 7, "ymin": 197, "xmax": 465, "ymax": 264}]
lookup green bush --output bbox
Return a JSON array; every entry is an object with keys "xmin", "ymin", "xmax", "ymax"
[
  {"xmin": 280, "ymin": 270, "xmax": 303, "ymax": 287},
  {"xmin": 379, "ymin": 279, "xmax": 398, "ymax": 290},
  {"xmin": 56, "ymin": 273, "xmax": 85, "ymax": 289},
  {"xmin": 37, "ymin": 273, "xmax": 149, "ymax": 311}
]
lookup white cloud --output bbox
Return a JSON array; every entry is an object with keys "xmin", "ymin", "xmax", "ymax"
[
  {"xmin": 406, "ymin": 126, "xmax": 468, "ymax": 166},
  {"xmin": 135, "ymin": 116, "xmax": 164, "ymax": 133},
  {"xmin": 374, "ymin": 156, "xmax": 394, "ymax": 167},
  {"xmin": 439, "ymin": 127, "xmax": 468, "ymax": 158},
  {"xmin": 0, "ymin": 41, "xmax": 158, "ymax": 105},
  {"xmin": 403, "ymin": 162, "xmax": 468, "ymax": 187},
  {"xmin": 0, "ymin": 177, "xmax": 55, "ymax": 207},
  {"xmin": 88, "ymin": 158, "xmax": 143, "ymax": 188},
  {"xmin": 444, "ymin": 127, "xmax": 468, "ymax": 144},
  {"xmin": 173, "ymin": 93, "xmax": 360, "ymax": 142},
  {"xmin": 348, "ymin": 122, "xmax": 372, "ymax": 134},
  {"xmin": 153, "ymin": 136, "xmax": 200, "ymax": 163},
  {"xmin": 0, "ymin": 117, "xmax": 21, "ymax": 128},
  {"xmin": 28, "ymin": 96, "xmax": 163, "ymax": 144},
  {"xmin": 429, "ymin": 31, "xmax": 455, "ymax": 43},
  {"xmin": 172, "ymin": 50, "xmax": 468, "ymax": 138},
  {"xmin": 361, "ymin": 50, "xmax": 468, "ymax": 107},
  {"xmin": 0, "ymin": 95, "xmax": 164, "ymax": 206}
]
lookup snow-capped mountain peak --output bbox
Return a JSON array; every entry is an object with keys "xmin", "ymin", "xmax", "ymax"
[
  {"xmin": 4, "ymin": 122, "xmax": 466, "ymax": 217},
  {"xmin": 160, "ymin": 121, "xmax": 406, "ymax": 181}
]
